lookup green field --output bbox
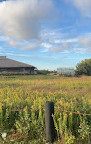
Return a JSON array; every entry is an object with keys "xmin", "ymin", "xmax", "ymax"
[{"xmin": 0, "ymin": 75, "xmax": 91, "ymax": 143}]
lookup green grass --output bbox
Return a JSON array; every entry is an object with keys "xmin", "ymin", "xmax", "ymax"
[{"xmin": 0, "ymin": 75, "xmax": 91, "ymax": 143}]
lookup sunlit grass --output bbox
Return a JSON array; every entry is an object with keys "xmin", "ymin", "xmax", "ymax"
[{"xmin": 0, "ymin": 75, "xmax": 91, "ymax": 143}]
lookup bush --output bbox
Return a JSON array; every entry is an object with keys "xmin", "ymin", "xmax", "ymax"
[{"xmin": 75, "ymin": 59, "xmax": 91, "ymax": 76}]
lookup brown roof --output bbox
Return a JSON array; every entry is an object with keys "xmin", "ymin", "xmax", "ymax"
[{"xmin": 0, "ymin": 56, "xmax": 35, "ymax": 68}]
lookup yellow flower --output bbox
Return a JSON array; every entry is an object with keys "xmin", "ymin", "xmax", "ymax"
[
  {"xmin": 0, "ymin": 103, "xmax": 2, "ymax": 109},
  {"xmin": 58, "ymin": 118, "xmax": 61, "ymax": 121},
  {"xmin": 88, "ymin": 99, "xmax": 91, "ymax": 104},
  {"xmin": 70, "ymin": 100, "xmax": 73, "ymax": 105},
  {"xmin": 77, "ymin": 111, "xmax": 80, "ymax": 114},
  {"xmin": 52, "ymin": 113, "xmax": 54, "ymax": 118},
  {"xmin": 39, "ymin": 105, "xmax": 42, "ymax": 109},
  {"xmin": 23, "ymin": 106, "xmax": 27, "ymax": 112},
  {"xmin": 69, "ymin": 112, "xmax": 72, "ymax": 116},
  {"xmin": 31, "ymin": 105, "xmax": 34, "ymax": 110},
  {"xmin": 63, "ymin": 113, "xmax": 67, "ymax": 119},
  {"xmin": 60, "ymin": 113, "xmax": 62, "ymax": 117},
  {"xmin": 59, "ymin": 100, "xmax": 63, "ymax": 105},
  {"xmin": 65, "ymin": 102, "xmax": 69, "ymax": 107}
]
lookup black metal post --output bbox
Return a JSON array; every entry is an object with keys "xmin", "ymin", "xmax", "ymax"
[{"xmin": 45, "ymin": 101, "xmax": 54, "ymax": 143}]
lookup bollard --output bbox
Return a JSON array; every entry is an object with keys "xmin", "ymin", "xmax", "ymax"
[{"xmin": 45, "ymin": 101, "xmax": 54, "ymax": 143}]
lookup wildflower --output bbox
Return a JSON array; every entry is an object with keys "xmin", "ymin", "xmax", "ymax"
[
  {"xmin": 31, "ymin": 105, "xmax": 34, "ymax": 110},
  {"xmin": 63, "ymin": 113, "xmax": 67, "ymax": 119},
  {"xmin": 77, "ymin": 111, "xmax": 80, "ymax": 114},
  {"xmin": 2, "ymin": 132, "xmax": 7, "ymax": 140},
  {"xmin": 60, "ymin": 113, "xmax": 62, "ymax": 117},
  {"xmin": 58, "ymin": 118, "xmax": 61, "ymax": 121},
  {"xmin": 69, "ymin": 112, "xmax": 72, "ymax": 116},
  {"xmin": 88, "ymin": 99, "xmax": 91, "ymax": 104},
  {"xmin": 74, "ymin": 97, "xmax": 76, "ymax": 101},
  {"xmin": 65, "ymin": 102, "xmax": 69, "ymax": 107},
  {"xmin": 0, "ymin": 103, "xmax": 2, "ymax": 109},
  {"xmin": 59, "ymin": 100, "xmax": 63, "ymax": 105},
  {"xmin": 52, "ymin": 113, "xmax": 54, "ymax": 118},
  {"xmin": 39, "ymin": 105, "xmax": 42, "ymax": 109},
  {"xmin": 10, "ymin": 139, "xmax": 14, "ymax": 142},
  {"xmin": 23, "ymin": 108, "xmax": 27, "ymax": 112},
  {"xmin": 71, "ymin": 100, "xmax": 73, "ymax": 105}
]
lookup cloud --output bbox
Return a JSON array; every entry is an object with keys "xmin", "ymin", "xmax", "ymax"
[
  {"xmin": 42, "ymin": 35, "xmax": 91, "ymax": 53},
  {"xmin": 67, "ymin": 0, "xmax": 91, "ymax": 17},
  {"xmin": 42, "ymin": 43, "xmax": 52, "ymax": 48},
  {"xmin": 53, "ymin": 38, "xmax": 78, "ymax": 44},
  {"xmin": 49, "ymin": 43, "xmax": 71, "ymax": 52},
  {"xmin": 0, "ymin": 0, "xmax": 55, "ymax": 40},
  {"xmin": 0, "ymin": 35, "xmax": 9, "ymax": 41},
  {"xmin": 72, "ymin": 48, "xmax": 86, "ymax": 54},
  {"xmin": 21, "ymin": 41, "xmax": 40, "ymax": 51},
  {"xmin": 8, "ymin": 38, "xmax": 41, "ymax": 51},
  {"xmin": 79, "ymin": 37, "xmax": 91, "ymax": 53},
  {"xmin": 42, "ymin": 42, "xmax": 71, "ymax": 53},
  {"xmin": 8, "ymin": 40, "xmax": 18, "ymax": 47},
  {"xmin": 80, "ymin": 37, "xmax": 91, "ymax": 47}
]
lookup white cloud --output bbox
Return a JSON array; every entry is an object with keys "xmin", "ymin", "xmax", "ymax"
[
  {"xmin": 0, "ymin": 0, "xmax": 55, "ymax": 40},
  {"xmin": 80, "ymin": 37, "xmax": 91, "ymax": 47},
  {"xmin": 8, "ymin": 39, "xmax": 41, "ymax": 51},
  {"xmin": 42, "ymin": 43, "xmax": 52, "ymax": 48},
  {"xmin": 72, "ymin": 48, "xmax": 86, "ymax": 54},
  {"xmin": 67, "ymin": 0, "xmax": 91, "ymax": 17},
  {"xmin": 41, "ymin": 28, "xmax": 65, "ymax": 43},
  {"xmin": 79, "ymin": 37, "xmax": 91, "ymax": 53},
  {"xmin": 41, "ymin": 27, "xmax": 78, "ymax": 45},
  {"xmin": 41, "ymin": 29, "xmax": 91, "ymax": 53},
  {"xmin": 42, "ymin": 42, "xmax": 71, "ymax": 53},
  {"xmin": 49, "ymin": 43, "xmax": 71, "ymax": 52},
  {"xmin": 8, "ymin": 40, "xmax": 18, "ymax": 47},
  {"xmin": 0, "ymin": 35, "xmax": 9, "ymax": 41},
  {"xmin": 53, "ymin": 38, "xmax": 78, "ymax": 44},
  {"xmin": 21, "ymin": 41, "xmax": 40, "ymax": 50}
]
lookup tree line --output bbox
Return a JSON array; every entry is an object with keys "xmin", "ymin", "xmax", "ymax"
[
  {"xmin": 75, "ymin": 59, "xmax": 91, "ymax": 76},
  {"xmin": 37, "ymin": 59, "xmax": 91, "ymax": 76}
]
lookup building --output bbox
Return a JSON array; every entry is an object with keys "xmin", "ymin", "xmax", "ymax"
[
  {"xmin": 57, "ymin": 67, "xmax": 75, "ymax": 75},
  {"xmin": 0, "ymin": 56, "xmax": 37, "ymax": 74}
]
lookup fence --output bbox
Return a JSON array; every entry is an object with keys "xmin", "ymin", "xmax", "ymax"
[
  {"xmin": 45, "ymin": 101, "xmax": 91, "ymax": 143},
  {"xmin": 5, "ymin": 101, "xmax": 91, "ymax": 143}
]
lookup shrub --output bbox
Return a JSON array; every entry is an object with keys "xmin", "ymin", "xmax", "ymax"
[{"xmin": 75, "ymin": 59, "xmax": 91, "ymax": 76}]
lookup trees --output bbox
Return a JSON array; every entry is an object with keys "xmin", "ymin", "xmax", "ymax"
[
  {"xmin": 75, "ymin": 59, "xmax": 91, "ymax": 76},
  {"xmin": 37, "ymin": 70, "xmax": 57, "ymax": 75}
]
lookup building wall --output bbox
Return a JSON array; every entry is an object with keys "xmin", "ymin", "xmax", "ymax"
[
  {"xmin": 0, "ymin": 67, "xmax": 37, "ymax": 75},
  {"xmin": 57, "ymin": 68, "xmax": 75, "ymax": 75}
]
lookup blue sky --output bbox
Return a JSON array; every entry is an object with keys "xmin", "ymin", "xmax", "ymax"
[{"xmin": 0, "ymin": 0, "xmax": 91, "ymax": 70}]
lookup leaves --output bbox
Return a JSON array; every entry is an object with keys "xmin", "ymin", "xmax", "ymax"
[{"xmin": 76, "ymin": 59, "xmax": 91, "ymax": 76}]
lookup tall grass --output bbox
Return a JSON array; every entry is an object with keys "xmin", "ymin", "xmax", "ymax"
[{"xmin": 0, "ymin": 75, "xmax": 91, "ymax": 143}]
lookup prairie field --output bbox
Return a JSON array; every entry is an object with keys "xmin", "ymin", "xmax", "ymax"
[{"xmin": 0, "ymin": 75, "xmax": 91, "ymax": 144}]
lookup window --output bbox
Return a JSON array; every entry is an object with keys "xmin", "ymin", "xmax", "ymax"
[
  {"xmin": 0, "ymin": 68, "xmax": 6, "ymax": 72},
  {"xmin": 19, "ymin": 68, "xmax": 25, "ymax": 72}
]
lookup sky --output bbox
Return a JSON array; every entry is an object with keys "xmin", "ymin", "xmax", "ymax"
[{"xmin": 0, "ymin": 0, "xmax": 91, "ymax": 70}]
